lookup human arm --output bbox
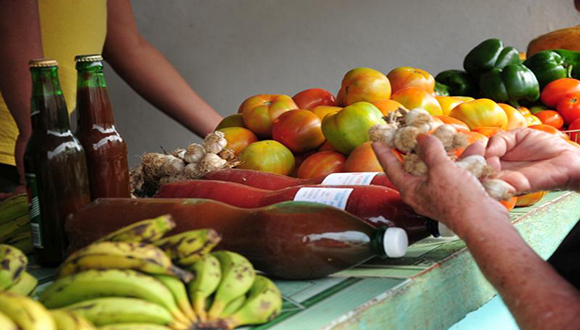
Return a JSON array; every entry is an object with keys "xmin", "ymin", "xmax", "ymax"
[
  {"xmin": 0, "ymin": 0, "xmax": 44, "ymax": 195},
  {"xmin": 373, "ymin": 136, "xmax": 580, "ymax": 330},
  {"xmin": 103, "ymin": 0, "xmax": 222, "ymax": 137}
]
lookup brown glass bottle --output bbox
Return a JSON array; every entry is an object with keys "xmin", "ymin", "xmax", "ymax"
[
  {"xmin": 75, "ymin": 55, "xmax": 130, "ymax": 199},
  {"xmin": 24, "ymin": 59, "xmax": 91, "ymax": 266}
]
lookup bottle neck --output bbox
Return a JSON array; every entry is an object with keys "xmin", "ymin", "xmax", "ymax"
[
  {"xmin": 371, "ymin": 227, "xmax": 388, "ymax": 256},
  {"xmin": 30, "ymin": 67, "xmax": 71, "ymax": 133},
  {"xmin": 76, "ymin": 62, "xmax": 116, "ymax": 128}
]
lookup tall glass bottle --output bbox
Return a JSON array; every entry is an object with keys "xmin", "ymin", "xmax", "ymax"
[
  {"xmin": 24, "ymin": 59, "xmax": 90, "ymax": 266},
  {"xmin": 75, "ymin": 54, "xmax": 130, "ymax": 199}
]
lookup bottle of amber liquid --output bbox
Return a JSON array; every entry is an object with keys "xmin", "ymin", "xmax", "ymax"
[
  {"xmin": 75, "ymin": 54, "xmax": 130, "ymax": 199},
  {"xmin": 24, "ymin": 59, "xmax": 91, "ymax": 266}
]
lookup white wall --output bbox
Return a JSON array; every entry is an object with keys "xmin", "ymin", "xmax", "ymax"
[{"xmin": 104, "ymin": 0, "xmax": 580, "ymax": 166}]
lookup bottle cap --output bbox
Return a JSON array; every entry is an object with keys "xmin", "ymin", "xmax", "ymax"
[
  {"xmin": 75, "ymin": 54, "xmax": 103, "ymax": 62},
  {"xmin": 438, "ymin": 222, "xmax": 457, "ymax": 238},
  {"xmin": 29, "ymin": 59, "xmax": 58, "ymax": 68},
  {"xmin": 383, "ymin": 227, "xmax": 408, "ymax": 258}
]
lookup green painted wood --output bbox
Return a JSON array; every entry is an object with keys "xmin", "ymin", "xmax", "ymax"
[{"xmin": 321, "ymin": 191, "xmax": 580, "ymax": 330}]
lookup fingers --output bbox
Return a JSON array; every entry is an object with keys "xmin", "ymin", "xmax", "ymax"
[
  {"xmin": 372, "ymin": 142, "xmax": 413, "ymax": 188},
  {"xmin": 495, "ymin": 170, "xmax": 533, "ymax": 192},
  {"xmin": 416, "ymin": 134, "xmax": 452, "ymax": 169},
  {"xmin": 459, "ymin": 139, "xmax": 486, "ymax": 159}
]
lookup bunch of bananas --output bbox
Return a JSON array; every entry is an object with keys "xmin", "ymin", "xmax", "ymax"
[
  {"xmin": 0, "ymin": 194, "xmax": 32, "ymax": 254},
  {"xmin": 37, "ymin": 215, "xmax": 283, "ymax": 329},
  {"xmin": 0, "ymin": 244, "xmax": 37, "ymax": 296}
]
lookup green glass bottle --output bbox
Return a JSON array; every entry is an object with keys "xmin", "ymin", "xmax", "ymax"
[
  {"xmin": 24, "ymin": 59, "xmax": 90, "ymax": 266},
  {"xmin": 75, "ymin": 54, "xmax": 130, "ymax": 199}
]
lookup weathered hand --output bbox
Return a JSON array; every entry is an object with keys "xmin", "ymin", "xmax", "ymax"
[
  {"xmin": 372, "ymin": 134, "xmax": 508, "ymax": 235},
  {"xmin": 481, "ymin": 129, "xmax": 580, "ymax": 193}
]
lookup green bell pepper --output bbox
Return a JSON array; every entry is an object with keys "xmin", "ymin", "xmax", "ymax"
[
  {"xmin": 434, "ymin": 81, "xmax": 450, "ymax": 96},
  {"xmin": 479, "ymin": 63, "xmax": 540, "ymax": 106},
  {"xmin": 321, "ymin": 102, "xmax": 386, "ymax": 154},
  {"xmin": 523, "ymin": 50, "xmax": 572, "ymax": 88},
  {"xmin": 435, "ymin": 70, "xmax": 479, "ymax": 97},
  {"xmin": 463, "ymin": 39, "xmax": 521, "ymax": 79}
]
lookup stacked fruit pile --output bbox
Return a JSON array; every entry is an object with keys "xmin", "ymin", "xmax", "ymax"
[
  {"xmin": 207, "ymin": 37, "xmax": 580, "ymax": 209},
  {"xmin": 0, "ymin": 194, "xmax": 32, "ymax": 253},
  {"xmin": 0, "ymin": 216, "xmax": 283, "ymax": 329}
]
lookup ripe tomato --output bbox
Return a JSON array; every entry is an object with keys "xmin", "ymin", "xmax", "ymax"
[
  {"xmin": 528, "ymin": 124, "xmax": 569, "ymax": 140},
  {"xmin": 343, "ymin": 142, "xmax": 384, "ymax": 172},
  {"xmin": 217, "ymin": 127, "xmax": 259, "ymax": 155},
  {"xmin": 391, "ymin": 87, "xmax": 443, "ymax": 115},
  {"xmin": 449, "ymin": 99, "xmax": 507, "ymax": 129},
  {"xmin": 515, "ymin": 191, "xmax": 548, "ymax": 207},
  {"xmin": 292, "ymin": 88, "xmax": 337, "ymax": 110},
  {"xmin": 337, "ymin": 68, "xmax": 391, "ymax": 106},
  {"xmin": 215, "ymin": 114, "xmax": 245, "ymax": 130},
  {"xmin": 436, "ymin": 96, "xmax": 473, "ymax": 116},
  {"xmin": 297, "ymin": 151, "xmax": 346, "ymax": 179},
  {"xmin": 517, "ymin": 106, "xmax": 531, "ymax": 116},
  {"xmin": 372, "ymin": 99, "xmax": 407, "ymax": 116},
  {"xmin": 387, "ymin": 67, "xmax": 435, "ymax": 94},
  {"xmin": 498, "ymin": 103, "xmax": 528, "ymax": 130},
  {"xmin": 318, "ymin": 140, "xmax": 336, "ymax": 152},
  {"xmin": 453, "ymin": 131, "xmax": 488, "ymax": 158},
  {"xmin": 556, "ymin": 92, "xmax": 580, "ymax": 125},
  {"xmin": 534, "ymin": 110, "xmax": 564, "ymax": 129},
  {"xmin": 540, "ymin": 78, "xmax": 580, "ymax": 108},
  {"xmin": 238, "ymin": 140, "xmax": 295, "ymax": 175},
  {"xmin": 567, "ymin": 118, "xmax": 580, "ymax": 142},
  {"xmin": 272, "ymin": 110, "xmax": 325, "ymax": 153},
  {"xmin": 471, "ymin": 127, "xmax": 506, "ymax": 138},
  {"xmin": 524, "ymin": 114, "xmax": 543, "ymax": 126},
  {"xmin": 434, "ymin": 115, "xmax": 470, "ymax": 132},
  {"xmin": 238, "ymin": 94, "xmax": 298, "ymax": 138},
  {"xmin": 311, "ymin": 105, "xmax": 342, "ymax": 120}
]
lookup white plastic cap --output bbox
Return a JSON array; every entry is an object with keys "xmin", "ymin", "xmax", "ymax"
[
  {"xmin": 383, "ymin": 227, "xmax": 408, "ymax": 258},
  {"xmin": 438, "ymin": 222, "xmax": 457, "ymax": 238}
]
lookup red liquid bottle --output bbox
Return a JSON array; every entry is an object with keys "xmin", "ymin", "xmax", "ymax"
[
  {"xmin": 75, "ymin": 54, "xmax": 130, "ymax": 199},
  {"xmin": 66, "ymin": 198, "xmax": 409, "ymax": 279}
]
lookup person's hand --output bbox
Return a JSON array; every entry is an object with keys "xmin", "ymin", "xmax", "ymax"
[
  {"xmin": 466, "ymin": 128, "xmax": 580, "ymax": 193},
  {"xmin": 0, "ymin": 132, "xmax": 30, "ymax": 200},
  {"xmin": 372, "ymin": 134, "xmax": 509, "ymax": 236}
]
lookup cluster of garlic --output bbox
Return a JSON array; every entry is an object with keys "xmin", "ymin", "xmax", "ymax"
[
  {"xmin": 368, "ymin": 108, "xmax": 513, "ymax": 201},
  {"xmin": 130, "ymin": 131, "xmax": 239, "ymax": 197}
]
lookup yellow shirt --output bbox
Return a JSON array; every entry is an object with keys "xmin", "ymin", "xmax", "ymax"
[{"xmin": 0, "ymin": 0, "xmax": 107, "ymax": 166}]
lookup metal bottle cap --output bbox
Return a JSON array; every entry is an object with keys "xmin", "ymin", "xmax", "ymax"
[
  {"xmin": 75, "ymin": 54, "xmax": 103, "ymax": 62},
  {"xmin": 29, "ymin": 59, "xmax": 58, "ymax": 68}
]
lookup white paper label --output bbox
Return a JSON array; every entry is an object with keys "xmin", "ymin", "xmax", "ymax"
[
  {"xmin": 321, "ymin": 172, "xmax": 380, "ymax": 186},
  {"xmin": 293, "ymin": 187, "xmax": 353, "ymax": 210}
]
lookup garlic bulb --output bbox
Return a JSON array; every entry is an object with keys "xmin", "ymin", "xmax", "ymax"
[
  {"xmin": 433, "ymin": 125, "xmax": 457, "ymax": 151},
  {"xmin": 184, "ymin": 143, "xmax": 206, "ymax": 163},
  {"xmin": 403, "ymin": 153, "xmax": 428, "ymax": 176},
  {"xmin": 483, "ymin": 179, "xmax": 513, "ymax": 201},
  {"xmin": 203, "ymin": 131, "xmax": 228, "ymax": 154},
  {"xmin": 405, "ymin": 108, "xmax": 433, "ymax": 127},
  {"xmin": 200, "ymin": 153, "xmax": 227, "ymax": 172},
  {"xmin": 184, "ymin": 162, "xmax": 202, "ymax": 178},
  {"xmin": 368, "ymin": 124, "xmax": 397, "ymax": 148},
  {"xmin": 394, "ymin": 126, "xmax": 420, "ymax": 153},
  {"xmin": 161, "ymin": 155, "xmax": 185, "ymax": 176}
]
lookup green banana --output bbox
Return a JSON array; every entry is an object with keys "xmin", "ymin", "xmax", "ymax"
[
  {"xmin": 50, "ymin": 310, "xmax": 96, "ymax": 330},
  {"xmin": 39, "ymin": 269, "xmax": 190, "ymax": 325},
  {"xmin": 187, "ymin": 254, "xmax": 221, "ymax": 321},
  {"xmin": 0, "ymin": 311, "xmax": 17, "ymax": 330},
  {"xmin": 0, "ymin": 291, "xmax": 56, "ymax": 330},
  {"xmin": 98, "ymin": 324, "xmax": 172, "ymax": 330},
  {"xmin": 95, "ymin": 215, "xmax": 175, "ymax": 244},
  {"xmin": 223, "ymin": 275, "xmax": 283, "ymax": 329},
  {"xmin": 0, "ymin": 214, "xmax": 30, "ymax": 243},
  {"xmin": 60, "ymin": 297, "xmax": 175, "ymax": 327},
  {"xmin": 5, "ymin": 231, "xmax": 33, "ymax": 254},
  {"xmin": 152, "ymin": 274, "xmax": 197, "ymax": 322},
  {"xmin": 6, "ymin": 271, "xmax": 37, "ymax": 296},
  {"xmin": 207, "ymin": 251, "xmax": 255, "ymax": 320},
  {"xmin": 220, "ymin": 295, "xmax": 246, "ymax": 318},
  {"xmin": 58, "ymin": 242, "xmax": 192, "ymax": 282},
  {"xmin": 154, "ymin": 229, "xmax": 221, "ymax": 266},
  {"xmin": 0, "ymin": 244, "xmax": 28, "ymax": 290},
  {"xmin": 0, "ymin": 194, "xmax": 29, "ymax": 226}
]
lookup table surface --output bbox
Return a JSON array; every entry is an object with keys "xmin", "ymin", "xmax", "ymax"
[{"xmin": 29, "ymin": 191, "xmax": 580, "ymax": 330}]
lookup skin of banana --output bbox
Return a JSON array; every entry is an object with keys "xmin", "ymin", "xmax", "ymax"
[
  {"xmin": 154, "ymin": 229, "xmax": 221, "ymax": 267},
  {"xmin": 0, "ymin": 244, "xmax": 27, "ymax": 290},
  {"xmin": 95, "ymin": 215, "xmax": 175, "ymax": 244},
  {"xmin": 49, "ymin": 310, "xmax": 96, "ymax": 330},
  {"xmin": 0, "ymin": 291, "xmax": 56, "ymax": 330},
  {"xmin": 187, "ymin": 253, "xmax": 222, "ymax": 322}
]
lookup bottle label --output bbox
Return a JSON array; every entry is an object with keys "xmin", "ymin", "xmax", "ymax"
[
  {"xmin": 25, "ymin": 173, "xmax": 43, "ymax": 248},
  {"xmin": 293, "ymin": 188, "xmax": 353, "ymax": 210},
  {"xmin": 321, "ymin": 172, "xmax": 380, "ymax": 186}
]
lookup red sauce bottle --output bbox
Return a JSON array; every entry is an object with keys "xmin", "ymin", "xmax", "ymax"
[{"xmin": 75, "ymin": 54, "xmax": 130, "ymax": 199}]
